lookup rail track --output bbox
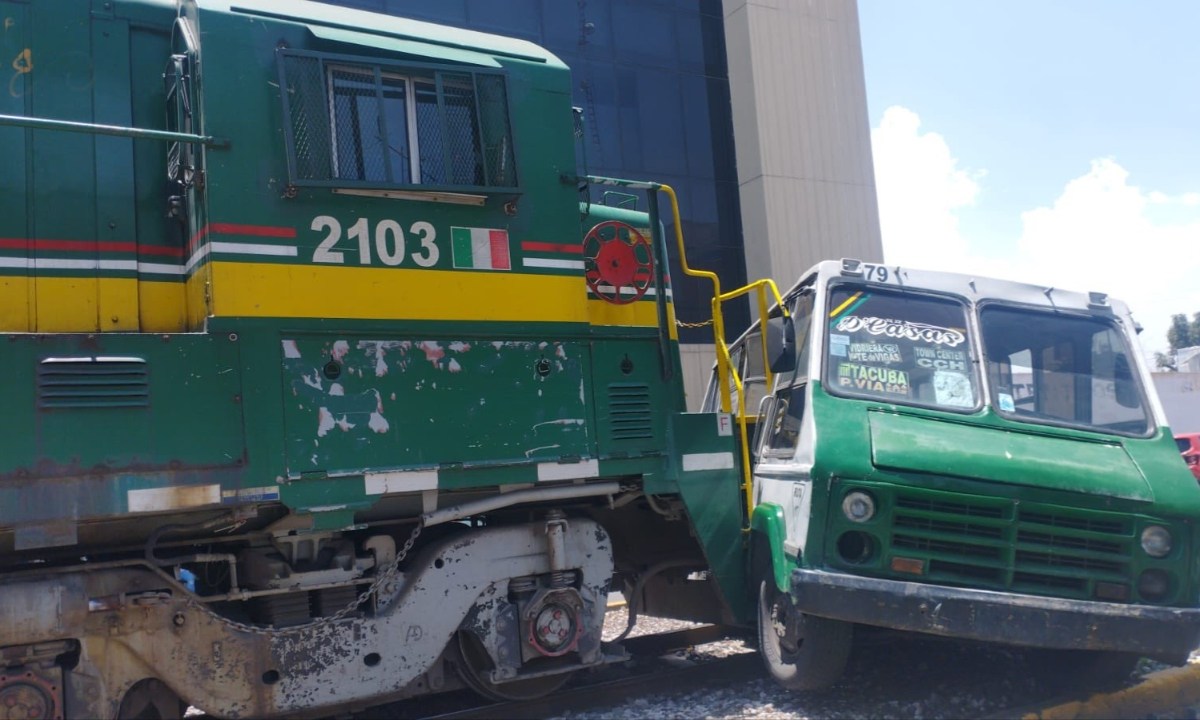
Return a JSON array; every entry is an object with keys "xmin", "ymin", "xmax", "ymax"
[{"xmin": 374, "ymin": 622, "xmax": 1200, "ymax": 720}]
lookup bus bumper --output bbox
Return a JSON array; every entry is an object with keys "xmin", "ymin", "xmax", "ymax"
[{"xmin": 791, "ymin": 569, "xmax": 1200, "ymax": 662}]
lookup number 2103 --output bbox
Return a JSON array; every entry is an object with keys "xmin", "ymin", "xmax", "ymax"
[{"xmin": 310, "ymin": 216, "xmax": 439, "ymax": 267}]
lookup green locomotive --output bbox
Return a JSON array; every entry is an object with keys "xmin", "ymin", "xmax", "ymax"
[{"xmin": 0, "ymin": 1, "xmax": 743, "ymax": 716}]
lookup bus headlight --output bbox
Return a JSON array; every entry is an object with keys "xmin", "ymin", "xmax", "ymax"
[
  {"xmin": 842, "ymin": 491, "xmax": 876, "ymax": 523},
  {"xmin": 1140, "ymin": 525, "xmax": 1172, "ymax": 558}
]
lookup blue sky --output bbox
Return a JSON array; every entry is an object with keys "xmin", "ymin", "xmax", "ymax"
[{"xmin": 858, "ymin": 0, "xmax": 1200, "ymax": 356}]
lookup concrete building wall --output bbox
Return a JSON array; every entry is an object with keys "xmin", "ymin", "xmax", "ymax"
[
  {"xmin": 724, "ymin": 0, "xmax": 882, "ymax": 283},
  {"xmin": 681, "ymin": 0, "xmax": 884, "ymax": 409},
  {"xmin": 1153, "ymin": 372, "xmax": 1200, "ymax": 433}
]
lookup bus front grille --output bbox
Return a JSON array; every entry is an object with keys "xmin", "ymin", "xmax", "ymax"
[{"xmin": 887, "ymin": 488, "xmax": 1132, "ymax": 601}]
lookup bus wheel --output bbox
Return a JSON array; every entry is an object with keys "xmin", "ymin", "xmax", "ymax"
[
  {"xmin": 453, "ymin": 631, "xmax": 573, "ymax": 702},
  {"xmin": 757, "ymin": 579, "xmax": 852, "ymax": 691},
  {"xmin": 117, "ymin": 679, "xmax": 185, "ymax": 720}
]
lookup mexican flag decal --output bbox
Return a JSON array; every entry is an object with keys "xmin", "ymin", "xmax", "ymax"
[{"xmin": 451, "ymin": 227, "xmax": 511, "ymax": 271}]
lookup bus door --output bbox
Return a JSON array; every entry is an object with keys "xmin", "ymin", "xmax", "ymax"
[{"xmin": 752, "ymin": 287, "xmax": 816, "ymax": 556}]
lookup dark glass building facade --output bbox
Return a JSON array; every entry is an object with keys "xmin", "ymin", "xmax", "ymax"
[{"xmin": 321, "ymin": 0, "xmax": 748, "ymax": 340}]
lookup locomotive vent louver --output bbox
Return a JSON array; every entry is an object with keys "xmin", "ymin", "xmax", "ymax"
[
  {"xmin": 607, "ymin": 383, "xmax": 652, "ymax": 439},
  {"xmin": 38, "ymin": 357, "xmax": 150, "ymax": 409}
]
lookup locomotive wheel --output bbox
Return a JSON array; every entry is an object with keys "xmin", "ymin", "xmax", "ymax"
[
  {"xmin": 453, "ymin": 631, "xmax": 573, "ymax": 701},
  {"xmin": 757, "ymin": 579, "xmax": 852, "ymax": 692},
  {"xmin": 117, "ymin": 679, "xmax": 185, "ymax": 720}
]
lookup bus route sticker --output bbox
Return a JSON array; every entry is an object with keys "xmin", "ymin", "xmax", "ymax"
[
  {"xmin": 837, "ymin": 361, "xmax": 911, "ymax": 397},
  {"xmin": 829, "ymin": 333, "xmax": 850, "ymax": 357}
]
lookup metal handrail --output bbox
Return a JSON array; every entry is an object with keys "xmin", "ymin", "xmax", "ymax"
[
  {"xmin": 582, "ymin": 176, "xmax": 789, "ymax": 522},
  {"xmin": 0, "ymin": 113, "xmax": 224, "ymax": 146}
]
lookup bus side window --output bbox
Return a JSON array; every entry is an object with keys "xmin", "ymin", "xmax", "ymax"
[
  {"xmin": 701, "ymin": 342, "xmax": 746, "ymax": 414},
  {"xmin": 761, "ymin": 291, "xmax": 815, "ymax": 458},
  {"xmin": 740, "ymin": 331, "xmax": 767, "ymax": 418}
]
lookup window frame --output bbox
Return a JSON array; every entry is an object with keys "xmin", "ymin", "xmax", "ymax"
[{"xmin": 277, "ymin": 49, "xmax": 520, "ymax": 194}]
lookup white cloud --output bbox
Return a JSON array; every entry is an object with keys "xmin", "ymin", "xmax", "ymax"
[
  {"xmin": 1012, "ymin": 158, "xmax": 1200, "ymax": 356},
  {"xmin": 870, "ymin": 106, "xmax": 982, "ymax": 271},
  {"xmin": 871, "ymin": 106, "xmax": 1200, "ymax": 356}
]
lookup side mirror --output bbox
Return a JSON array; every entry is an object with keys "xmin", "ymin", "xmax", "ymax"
[{"xmin": 765, "ymin": 316, "xmax": 796, "ymax": 374}]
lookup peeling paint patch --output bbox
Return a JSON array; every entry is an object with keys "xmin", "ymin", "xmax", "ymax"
[
  {"xmin": 525, "ymin": 444, "xmax": 562, "ymax": 457},
  {"xmin": 364, "ymin": 470, "xmax": 438, "ymax": 495},
  {"xmin": 317, "ymin": 407, "xmax": 336, "ymax": 436},
  {"xmin": 369, "ymin": 411, "xmax": 390, "ymax": 433},
  {"xmin": 282, "ymin": 339, "xmax": 302, "ymax": 358},
  {"xmin": 329, "ymin": 383, "xmax": 345, "ymax": 396},
  {"xmin": 533, "ymin": 419, "xmax": 585, "ymax": 431},
  {"xmin": 332, "ymin": 340, "xmax": 350, "ymax": 360},
  {"xmin": 537, "ymin": 458, "xmax": 599, "ymax": 482},
  {"xmin": 128, "ymin": 484, "xmax": 221, "ymax": 512},
  {"xmin": 420, "ymin": 341, "xmax": 444, "ymax": 366}
]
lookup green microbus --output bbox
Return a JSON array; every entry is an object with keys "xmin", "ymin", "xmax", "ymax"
[{"xmin": 704, "ymin": 258, "xmax": 1200, "ymax": 690}]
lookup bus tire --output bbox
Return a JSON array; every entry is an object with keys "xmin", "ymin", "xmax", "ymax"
[{"xmin": 757, "ymin": 578, "xmax": 852, "ymax": 691}]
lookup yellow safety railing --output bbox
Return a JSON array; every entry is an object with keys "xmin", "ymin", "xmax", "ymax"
[{"xmin": 658, "ymin": 185, "xmax": 788, "ymax": 523}]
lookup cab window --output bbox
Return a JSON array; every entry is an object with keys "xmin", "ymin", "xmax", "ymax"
[
  {"xmin": 980, "ymin": 306, "xmax": 1150, "ymax": 436},
  {"xmin": 763, "ymin": 291, "xmax": 815, "ymax": 457},
  {"xmin": 824, "ymin": 285, "xmax": 979, "ymax": 412},
  {"xmin": 278, "ymin": 51, "xmax": 517, "ymax": 192}
]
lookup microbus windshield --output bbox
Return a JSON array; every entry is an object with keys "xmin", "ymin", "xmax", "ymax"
[
  {"xmin": 821, "ymin": 282, "xmax": 1152, "ymax": 437},
  {"xmin": 824, "ymin": 285, "xmax": 979, "ymax": 412},
  {"xmin": 979, "ymin": 304, "xmax": 1151, "ymax": 436}
]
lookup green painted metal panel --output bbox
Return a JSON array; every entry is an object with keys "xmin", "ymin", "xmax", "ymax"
[
  {"xmin": 30, "ymin": 2, "xmax": 95, "ymax": 234},
  {"xmin": 669, "ymin": 411, "xmax": 750, "ymax": 622},
  {"xmin": 92, "ymin": 15, "xmax": 139, "ymax": 329},
  {"xmin": 128, "ymin": 25, "xmax": 182, "ymax": 264},
  {"xmin": 591, "ymin": 338, "xmax": 669, "ymax": 455},
  {"xmin": 3, "ymin": 333, "xmax": 246, "ymax": 474},
  {"xmin": 281, "ymin": 335, "xmax": 593, "ymax": 476},
  {"xmin": 868, "ymin": 409, "xmax": 1153, "ymax": 502},
  {"xmin": 191, "ymin": 8, "xmax": 579, "ymax": 309},
  {"xmin": 223, "ymin": 0, "xmax": 561, "ymax": 66},
  {"xmin": 0, "ymin": 1, "xmax": 30, "ymax": 282},
  {"xmin": 29, "ymin": 3, "xmax": 97, "ymax": 328},
  {"xmin": 305, "ymin": 25, "xmax": 502, "ymax": 68},
  {"xmin": 750, "ymin": 502, "xmax": 792, "ymax": 594}
]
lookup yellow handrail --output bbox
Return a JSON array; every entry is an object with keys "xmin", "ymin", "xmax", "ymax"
[{"xmin": 658, "ymin": 184, "xmax": 788, "ymax": 523}]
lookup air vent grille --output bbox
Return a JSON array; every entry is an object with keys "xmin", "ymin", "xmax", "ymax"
[
  {"xmin": 608, "ymin": 383, "xmax": 652, "ymax": 440},
  {"xmin": 38, "ymin": 357, "xmax": 149, "ymax": 409}
]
